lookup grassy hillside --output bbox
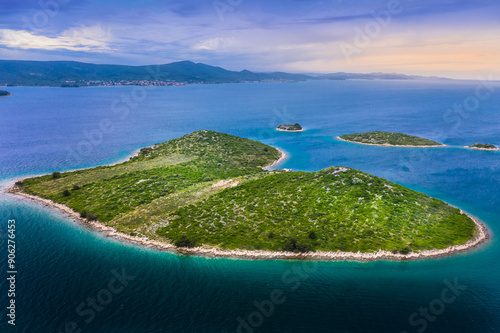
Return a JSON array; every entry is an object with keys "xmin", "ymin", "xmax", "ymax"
[
  {"xmin": 19, "ymin": 131, "xmax": 280, "ymax": 222},
  {"xmin": 156, "ymin": 167, "xmax": 475, "ymax": 253},
  {"xmin": 16, "ymin": 130, "xmax": 477, "ymax": 255},
  {"xmin": 340, "ymin": 131, "xmax": 443, "ymax": 146}
]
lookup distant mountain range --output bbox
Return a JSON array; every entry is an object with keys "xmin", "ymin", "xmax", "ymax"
[
  {"xmin": 316, "ymin": 72, "xmax": 433, "ymax": 80},
  {"xmin": 0, "ymin": 60, "xmax": 447, "ymax": 86}
]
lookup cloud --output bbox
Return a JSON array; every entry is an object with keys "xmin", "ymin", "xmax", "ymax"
[
  {"xmin": 192, "ymin": 37, "xmax": 237, "ymax": 51},
  {"xmin": 0, "ymin": 25, "xmax": 111, "ymax": 52}
]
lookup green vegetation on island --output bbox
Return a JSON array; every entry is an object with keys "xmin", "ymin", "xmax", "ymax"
[
  {"xmin": 14, "ymin": 130, "xmax": 477, "ymax": 255},
  {"xmin": 340, "ymin": 131, "xmax": 443, "ymax": 147},
  {"xmin": 0, "ymin": 90, "xmax": 11, "ymax": 97},
  {"xmin": 18, "ymin": 131, "xmax": 280, "ymax": 223},
  {"xmin": 156, "ymin": 167, "xmax": 475, "ymax": 253},
  {"xmin": 468, "ymin": 143, "xmax": 498, "ymax": 150},
  {"xmin": 277, "ymin": 123, "xmax": 303, "ymax": 132}
]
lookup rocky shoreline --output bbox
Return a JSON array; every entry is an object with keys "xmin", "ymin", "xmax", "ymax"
[
  {"xmin": 263, "ymin": 148, "xmax": 287, "ymax": 170},
  {"xmin": 464, "ymin": 146, "xmax": 500, "ymax": 151},
  {"xmin": 6, "ymin": 179, "xmax": 489, "ymax": 262},
  {"xmin": 276, "ymin": 128, "xmax": 305, "ymax": 132}
]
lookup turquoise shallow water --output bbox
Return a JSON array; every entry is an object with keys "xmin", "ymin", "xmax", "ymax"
[{"xmin": 0, "ymin": 80, "xmax": 499, "ymax": 332}]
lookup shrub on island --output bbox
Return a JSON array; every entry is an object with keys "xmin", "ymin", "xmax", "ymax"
[
  {"xmin": 308, "ymin": 231, "xmax": 318, "ymax": 240},
  {"xmin": 174, "ymin": 235, "xmax": 196, "ymax": 248},
  {"xmin": 283, "ymin": 237, "xmax": 312, "ymax": 253}
]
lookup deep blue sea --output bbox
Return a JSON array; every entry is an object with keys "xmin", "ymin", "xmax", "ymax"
[{"xmin": 0, "ymin": 80, "xmax": 499, "ymax": 333}]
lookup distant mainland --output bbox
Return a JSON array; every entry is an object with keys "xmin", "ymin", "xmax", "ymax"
[
  {"xmin": 8, "ymin": 130, "xmax": 487, "ymax": 261},
  {"xmin": 338, "ymin": 131, "xmax": 444, "ymax": 147},
  {"xmin": 0, "ymin": 59, "xmax": 451, "ymax": 87},
  {"xmin": 276, "ymin": 123, "xmax": 304, "ymax": 132}
]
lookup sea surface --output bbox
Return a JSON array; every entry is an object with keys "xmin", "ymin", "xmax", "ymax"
[{"xmin": 0, "ymin": 80, "xmax": 499, "ymax": 332}]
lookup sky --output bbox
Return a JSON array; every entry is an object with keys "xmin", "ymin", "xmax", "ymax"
[{"xmin": 1, "ymin": 0, "xmax": 499, "ymax": 79}]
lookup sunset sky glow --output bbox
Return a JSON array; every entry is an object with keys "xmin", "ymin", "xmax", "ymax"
[{"xmin": 1, "ymin": 0, "xmax": 499, "ymax": 79}]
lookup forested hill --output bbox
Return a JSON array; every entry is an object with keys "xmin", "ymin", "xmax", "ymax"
[
  {"xmin": 0, "ymin": 60, "xmax": 446, "ymax": 87},
  {"xmin": 0, "ymin": 60, "xmax": 309, "ymax": 86}
]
